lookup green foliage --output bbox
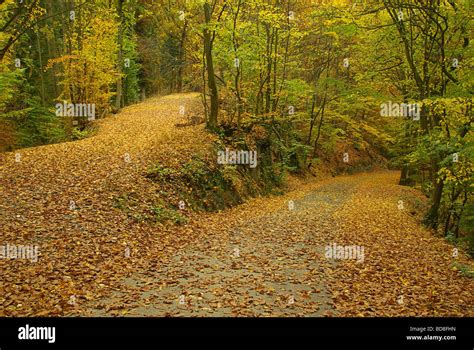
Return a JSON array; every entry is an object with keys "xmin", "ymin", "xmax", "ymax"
[
  {"xmin": 122, "ymin": 1, "xmax": 141, "ymax": 104},
  {"xmin": 0, "ymin": 68, "xmax": 24, "ymax": 110},
  {"xmin": 123, "ymin": 35, "xmax": 141, "ymax": 104},
  {"xmin": 0, "ymin": 65, "xmax": 65, "ymax": 148},
  {"xmin": 70, "ymin": 127, "xmax": 91, "ymax": 141},
  {"xmin": 114, "ymin": 192, "xmax": 187, "ymax": 225},
  {"xmin": 147, "ymin": 164, "xmax": 178, "ymax": 181},
  {"xmin": 452, "ymin": 262, "xmax": 474, "ymax": 278},
  {"xmin": 150, "ymin": 205, "xmax": 188, "ymax": 225}
]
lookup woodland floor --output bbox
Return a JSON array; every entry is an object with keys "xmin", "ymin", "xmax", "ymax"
[{"xmin": 0, "ymin": 94, "xmax": 472, "ymax": 317}]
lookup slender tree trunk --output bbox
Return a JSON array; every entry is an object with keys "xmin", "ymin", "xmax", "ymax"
[
  {"xmin": 311, "ymin": 94, "xmax": 327, "ymax": 159},
  {"xmin": 115, "ymin": 0, "xmax": 124, "ymax": 110},
  {"xmin": 201, "ymin": 49, "xmax": 208, "ymax": 122},
  {"xmin": 306, "ymin": 94, "xmax": 317, "ymax": 145},
  {"xmin": 264, "ymin": 25, "xmax": 273, "ymax": 114},
  {"xmin": 203, "ymin": 2, "xmax": 219, "ymax": 130},
  {"xmin": 177, "ymin": 20, "xmax": 188, "ymax": 93},
  {"xmin": 35, "ymin": 26, "xmax": 45, "ymax": 106},
  {"xmin": 271, "ymin": 29, "xmax": 278, "ymax": 112},
  {"xmin": 232, "ymin": 0, "xmax": 242, "ymax": 125},
  {"xmin": 274, "ymin": 0, "xmax": 291, "ymax": 112},
  {"xmin": 399, "ymin": 104, "xmax": 413, "ymax": 185}
]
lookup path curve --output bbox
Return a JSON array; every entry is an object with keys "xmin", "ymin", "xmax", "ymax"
[{"xmin": 0, "ymin": 94, "xmax": 472, "ymax": 317}]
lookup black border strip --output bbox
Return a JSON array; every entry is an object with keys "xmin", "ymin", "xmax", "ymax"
[{"xmin": 0, "ymin": 317, "xmax": 472, "ymax": 347}]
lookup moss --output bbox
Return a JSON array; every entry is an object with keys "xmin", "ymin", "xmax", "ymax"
[
  {"xmin": 113, "ymin": 193, "xmax": 187, "ymax": 225},
  {"xmin": 150, "ymin": 205, "xmax": 188, "ymax": 225}
]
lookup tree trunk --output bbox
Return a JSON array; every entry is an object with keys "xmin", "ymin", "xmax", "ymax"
[
  {"xmin": 232, "ymin": 0, "xmax": 242, "ymax": 125},
  {"xmin": 399, "ymin": 165, "xmax": 412, "ymax": 185},
  {"xmin": 203, "ymin": 2, "xmax": 218, "ymax": 130},
  {"xmin": 177, "ymin": 20, "xmax": 188, "ymax": 93},
  {"xmin": 424, "ymin": 176, "xmax": 444, "ymax": 229},
  {"xmin": 35, "ymin": 26, "xmax": 46, "ymax": 106},
  {"xmin": 115, "ymin": 0, "xmax": 124, "ymax": 110}
]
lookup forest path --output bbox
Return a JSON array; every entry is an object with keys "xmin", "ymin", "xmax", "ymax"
[
  {"xmin": 88, "ymin": 171, "xmax": 473, "ymax": 317},
  {"xmin": 89, "ymin": 178, "xmax": 351, "ymax": 317},
  {"xmin": 0, "ymin": 94, "xmax": 472, "ymax": 317}
]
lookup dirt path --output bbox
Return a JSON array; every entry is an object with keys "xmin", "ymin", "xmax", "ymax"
[
  {"xmin": 0, "ymin": 94, "xmax": 472, "ymax": 317},
  {"xmin": 90, "ymin": 181, "xmax": 355, "ymax": 317},
  {"xmin": 88, "ymin": 171, "xmax": 473, "ymax": 317}
]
